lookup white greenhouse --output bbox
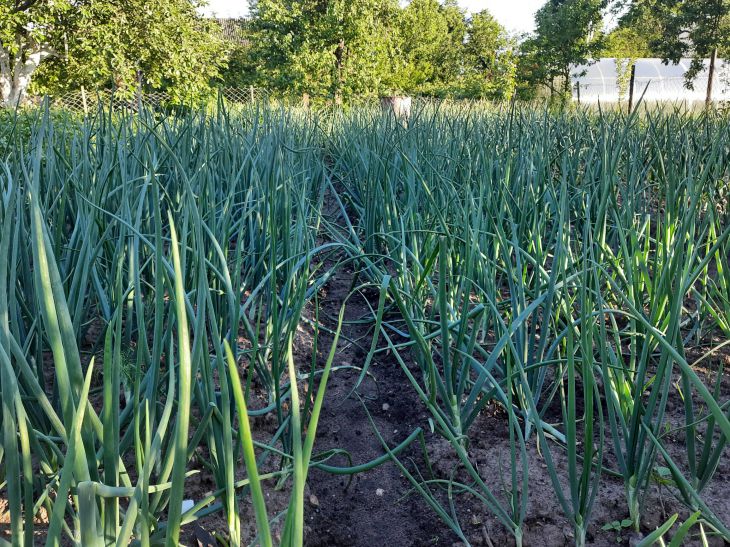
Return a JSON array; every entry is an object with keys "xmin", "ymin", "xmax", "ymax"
[{"xmin": 571, "ymin": 58, "xmax": 730, "ymax": 103}]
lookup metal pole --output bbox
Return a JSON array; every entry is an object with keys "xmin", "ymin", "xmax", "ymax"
[{"xmin": 627, "ymin": 63, "xmax": 636, "ymax": 115}]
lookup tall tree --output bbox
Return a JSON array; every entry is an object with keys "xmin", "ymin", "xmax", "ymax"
[
  {"xmin": 240, "ymin": 0, "xmax": 518, "ymax": 102},
  {"xmin": 394, "ymin": 0, "xmax": 451, "ymax": 93},
  {"xmin": 461, "ymin": 10, "xmax": 517, "ymax": 100},
  {"xmin": 602, "ymin": 3, "xmax": 662, "ymax": 58},
  {"xmin": 629, "ymin": 0, "xmax": 730, "ymax": 103},
  {"xmin": 1, "ymin": 0, "xmax": 224, "ymax": 107},
  {"xmin": 522, "ymin": 0, "xmax": 607, "ymax": 99},
  {"xmin": 247, "ymin": 0, "xmax": 401, "ymax": 101}
]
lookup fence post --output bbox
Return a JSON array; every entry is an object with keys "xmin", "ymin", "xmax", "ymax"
[
  {"xmin": 249, "ymin": 85, "xmax": 255, "ymax": 103},
  {"xmin": 136, "ymin": 70, "xmax": 143, "ymax": 111},
  {"xmin": 575, "ymin": 81, "xmax": 581, "ymax": 104},
  {"xmin": 81, "ymin": 86, "xmax": 88, "ymax": 115},
  {"xmin": 627, "ymin": 63, "xmax": 636, "ymax": 115}
]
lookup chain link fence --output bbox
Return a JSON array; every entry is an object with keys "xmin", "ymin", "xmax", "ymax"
[
  {"xmin": 50, "ymin": 87, "xmax": 270, "ymax": 113},
  {"xmin": 46, "ymin": 88, "xmax": 515, "ymax": 114}
]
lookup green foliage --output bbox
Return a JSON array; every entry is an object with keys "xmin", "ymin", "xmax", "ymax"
[
  {"xmin": 397, "ymin": 0, "xmax": 461, "ymax": 93},
  {"xmin": 601, "ymin": 518, "xmax": 634, "ymax": 543},
  {"xmin": 243, "ymin": 0, "xmax": 401, "ymax": 102},
  {"xmin": 30, "ymin": 0, "xmax": 225, "ymax": 103},
  {"xmin": 232, "ymin": 0, "xmax": 516, "ymax": 103},
  {"xmin": 602, "ymin": 8, "xmax": 660, "ymax": 59},
  {"xmin": 461, "ymin": 11, "xmax": 517, "ymax": 100},
  {"xmin": 0, "ymin": 102, "xmax": 341, "ymax": 545},
  {"xmin": 1, "ymin": 0, "xmax": 224, "ymax": 105},
  {"xmin": 629, "ymin": 0, "xmax": 730, "ymax": 87},
  {"xmin": 520, "ymin": 0, "xmax": 607, "ymax": 100},
  {"xmin": 0, "ymin": 0, "xmax": 70, "ymax": 57},
  {"xmin": 324, "ymin": 103, "xmax": 730, "ymax": 547}
]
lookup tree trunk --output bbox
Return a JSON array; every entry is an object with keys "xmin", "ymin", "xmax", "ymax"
[
  {"xmin": 0, "ymin": 46, "xmax": 53, "ymax": 108},
  {"xmin": 706, "ymin": 47, "xmax": 718, "ymax": 108},
  {"xmin": 0, "ymin": 49, "xmax": 13, "ymax": 105},
  {"xmin": 563, "ymin": 68, "xmax": 571, "ymax": 105},
  {"xmin": 334, "ymin": 38, "xmax": 345, "ymax": 105}
]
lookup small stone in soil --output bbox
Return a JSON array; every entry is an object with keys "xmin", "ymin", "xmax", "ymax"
[{"xmin": 375, "ymin": 488, "xmax": 385, "ymax": 497}]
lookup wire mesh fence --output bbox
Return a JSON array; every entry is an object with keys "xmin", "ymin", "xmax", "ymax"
[
  {"xmin": 48, "ymin": 88, "xmax": 460, "ymax": 113},
  {"xmin": 50, "ymin": 87, "xmax": 270, "ymax": 112}
]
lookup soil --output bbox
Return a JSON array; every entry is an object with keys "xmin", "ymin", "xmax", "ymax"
[{"xmin": 302, "ymin": 262, "xmax": 449, "ymax": 547}]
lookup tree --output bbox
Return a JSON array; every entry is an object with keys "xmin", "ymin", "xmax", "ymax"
[
  {"xmin": 1, "ymin": 0, "xmax": 224, "ymax": 107},
  {"xmin": 398, "ymin": 0, "xmax": 450, "ymax": 92},
  {"xmin": 522, "ymin": 0, "xmax": 607, "ymax": 100},
  {"xmin": 437, "ymin": 1, "xmax": 469, "ymax": 87},
  {"xmin": 602, "ymin": 4, "xmax": 661, "ymax": 59},
  {"xmin": 397, "ymin": 0, "xmax": 468, "ymax": 95},
  {"xmin": 461, "ymin": 10, "xmax": 517, "ymax": 100},
  {"xmin": 628, "ymin": 0, "xmax": 730, "ymax": 103},
  {"xmin": 0, "ymin": 0, "xmax": 70, "ymax": 107},
  {"xmin": 240, "ymin": 0, "xmax": 518, "ymax": 103},
  {"xmin": 247, "ymin": 0, "xmax": 401, "ymax": 102}
]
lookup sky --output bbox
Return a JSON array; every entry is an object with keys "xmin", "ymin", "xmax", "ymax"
[{"xmin": 201, "ymin": 1, "xmax": 542, "ymax": 34}]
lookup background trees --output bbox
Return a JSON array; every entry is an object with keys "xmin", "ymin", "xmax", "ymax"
[
  {"xmin": 3, "ymin": 0, "xmax": 728, "ymax": 107},
  {"xmin": 0, "ymin": 0, "xmax": 71, "ymax": 107},
  {"xmin": 520, "ymin": 0, "xmax": 606, "ymax": 100},
  {"xmin": 1, "ymin": 0, "xmax": 224, "ymax": 106},
  {"xmin": 241, "ymin": 0, "xmax": 401, "ymax": 102},
  {"xmin": 223, "ymin": 0, "xmax": 516, "ymax": 102}
]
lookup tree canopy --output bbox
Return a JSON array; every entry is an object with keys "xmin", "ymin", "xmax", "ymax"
[
  {"xmin": 519, "ymin": 0, "xmax": 606, "ymax": 100},
  {"xmin": 3, "ymin": 0, "xmax": 729, "ymax": 107},
  {"xmin": 228, "ymin": 0, "xmax": 517, "ymax": 102},
  {"xmin": 0, "ymin": 0, "xmax": 224, "ymax": 106}
]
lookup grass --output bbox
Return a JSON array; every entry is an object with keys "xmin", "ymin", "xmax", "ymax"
[{"xmin": 0, "ymin": 100, "xmax": 729, "ymax": 546}]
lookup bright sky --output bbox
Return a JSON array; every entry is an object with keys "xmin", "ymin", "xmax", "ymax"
[{"xmin": 201, "ymin": 1, "xmax": 542, "ymax": 34}]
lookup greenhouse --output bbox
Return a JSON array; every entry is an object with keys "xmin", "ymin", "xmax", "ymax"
[{"xmin": 571, "ymin": 57, "xmax": 730, "ymax": 103}]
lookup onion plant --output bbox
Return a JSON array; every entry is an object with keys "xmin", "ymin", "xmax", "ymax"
[
  {"xmin": 0, "ymin": 102, "xmax": 338, "ymax": 546},
  {"xmin": 327, "ymin": 103, "xmax": 730, "ymax": 545},
  {"xmin": 2, "ymin": 98, "xmax": 730, "ymax": 547}
]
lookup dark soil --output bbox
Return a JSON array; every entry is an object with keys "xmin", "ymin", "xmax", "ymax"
[{"xmin": 302, "ymin": 261, "xmax": 450, "ymax": 547}]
